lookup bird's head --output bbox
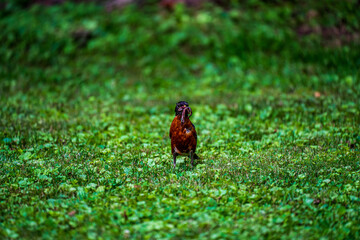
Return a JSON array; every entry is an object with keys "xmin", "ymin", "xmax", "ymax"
[{"xmin": 175, "ymin": 101, "xmax": 192, "ymax": 124}]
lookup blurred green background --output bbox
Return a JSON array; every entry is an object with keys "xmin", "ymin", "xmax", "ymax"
[{"xmin": 1, "ymin": 0, "xmax": 359, "ymax": 104}]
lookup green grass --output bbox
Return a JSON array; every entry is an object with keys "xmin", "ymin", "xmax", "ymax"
[{"xmin": 1, "ymin": 1, "xmax": 360, "ymax": 239}]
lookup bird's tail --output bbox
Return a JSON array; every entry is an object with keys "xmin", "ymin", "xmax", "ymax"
[{"xmin": 193, "ymin": 153, "xmax": 200, "ymax": 159}]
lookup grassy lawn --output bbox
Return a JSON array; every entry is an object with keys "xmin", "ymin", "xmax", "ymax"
[{"xmin": 1, "ymin": 1, "xmax": 360, "ymax": 239}]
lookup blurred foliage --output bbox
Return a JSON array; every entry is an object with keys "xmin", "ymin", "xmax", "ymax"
[{"xmin": 0, "ymin": 1, "xmax": 360, "ymax": 239}]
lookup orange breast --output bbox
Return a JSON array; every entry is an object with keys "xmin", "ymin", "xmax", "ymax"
[{"xmin": 170, "ymin": 115, "xmax": 197, "ymax": 155}]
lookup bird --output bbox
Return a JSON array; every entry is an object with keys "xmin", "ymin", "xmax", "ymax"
[{"xmin": 169, "ymin": 101, "xmax": 199, "ymax": 167}]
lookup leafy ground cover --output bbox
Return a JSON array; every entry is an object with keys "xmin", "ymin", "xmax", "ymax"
[{"xmin": 1, "ymin": 1, "xmax": 360, "ymax": 239}]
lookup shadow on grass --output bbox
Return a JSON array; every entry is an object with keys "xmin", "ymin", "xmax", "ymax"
[{"xmin": 172, "ymin": 156, "xmax": 204, "ymax": 171}]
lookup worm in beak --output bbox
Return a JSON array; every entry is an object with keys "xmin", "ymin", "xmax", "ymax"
[{"xmin": 181, "ymin": 107, "xmax": 192, "ymax": 125}]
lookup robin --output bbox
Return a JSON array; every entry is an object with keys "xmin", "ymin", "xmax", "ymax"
[{"xmin": 169, "ymin": 101, "xmax": 199, "ymax": 167}]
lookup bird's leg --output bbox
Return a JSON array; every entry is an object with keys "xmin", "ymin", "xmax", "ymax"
[
  {"xmin": 173, "ymin": 152, "xmax": 178, "ymax": 168},
  {"xmin": 190, "ymin": 150, "xmax": 194, "ymax": 167}
]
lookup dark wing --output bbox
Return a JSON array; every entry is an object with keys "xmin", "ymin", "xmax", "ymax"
[
  {"xmin": 192, "ymin": 123, "xmax": 197, "ymax": 141},
  {"xmin": 169, "ymin": 117, "xmax": 176, "ymax": 139}
]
